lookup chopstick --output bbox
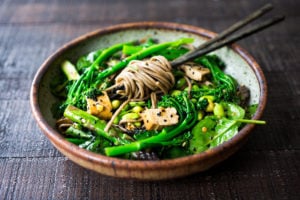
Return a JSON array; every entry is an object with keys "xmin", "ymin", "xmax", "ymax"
[{"xmin": 171, "ymin": 3, "xmax": 284, "ymax": 67}]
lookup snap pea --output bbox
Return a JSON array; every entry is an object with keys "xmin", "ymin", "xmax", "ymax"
[{"xmin": 189, "ymin": 116, "xmax": 216, "ymax": 153}]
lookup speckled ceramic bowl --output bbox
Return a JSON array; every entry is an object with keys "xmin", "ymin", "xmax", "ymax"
[{"xmin": 30, "ymin": 22, "xmax": 267, "ymax": 180}]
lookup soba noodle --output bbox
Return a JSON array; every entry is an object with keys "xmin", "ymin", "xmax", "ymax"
[{"xmin": 106, "ymin": 56, "xmax": 175, "ymax": 100}]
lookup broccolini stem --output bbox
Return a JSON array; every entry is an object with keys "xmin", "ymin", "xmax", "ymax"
[
  {"xmin": 64, "ymin": 105, "xmax": 131, "ymax": 145},
  {"xmin": 95, "ymin": 38, "xmax": 194, "ymax": 84},
  {"xmin": 66, "ymin": 138, "xmax": 87, "ymax": 145},
  {"xmin": 104, "ymin": 96, "xmax": 197, "ymax": 156},
  {"xmin": 66, "ymin": 41, "xmax": 132, "ymax": 106},
  {"xmin": 195, "ymin": 56, "xmax": 237, "ymax": 101}
]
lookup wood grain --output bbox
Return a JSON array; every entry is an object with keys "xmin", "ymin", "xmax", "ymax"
[
  {"xmin": 0, "ymin": 0, "xmax": 299, "ymax": 199},
  {"xmin": 0, "ymin": 151, "xmax": 298, "ymax": 199}
]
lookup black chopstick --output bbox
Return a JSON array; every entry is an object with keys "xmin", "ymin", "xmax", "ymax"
[
  {"xmin": 171, "ymin": 4, "xmax": 284, "ymax": 67},
  {"xmin": 193, "ymin": 4, "xmax": 273, "ymax": 52}
]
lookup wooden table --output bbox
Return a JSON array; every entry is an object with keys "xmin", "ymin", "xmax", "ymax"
[{"xmin": 0, "ymin": 0, "xmax": 299, "ymax": 199}]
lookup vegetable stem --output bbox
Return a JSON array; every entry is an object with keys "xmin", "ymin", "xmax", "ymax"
[
  {"xmin": 64, "ymin": 105, "xmax": 131, "ymax": 145},
  {"xmin": 104, "ymin": 95, "xmax": 197, "ymax": 156},
  {"xmin": 95, "ymin": 38, "xmax": 194, "ymax": 83},
  {"xmin": 235, "ymin": 119, "xmax": 266, "ymax": 124},
  {"xmin": 61, "ymin": 60, "xmax": 80, "ymax": 80},
  {"xmin": 66, "ymin": 41, "xmax": 132, "ymax": 107}
]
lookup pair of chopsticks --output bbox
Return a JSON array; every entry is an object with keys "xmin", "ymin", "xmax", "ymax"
[{"xmin": 171, "ymin": 3, "xmax": 285, "ymax": 67}]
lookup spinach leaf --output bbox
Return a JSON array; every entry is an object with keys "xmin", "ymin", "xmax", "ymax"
[
  {"xmin": 222, "ymin": 102, "xmax": 245, "ymax": 119},
  {"xmin": 210, "ymin": 103, "xmax": 245, "ymax": 147},
  {"xmin": 210, "ymin": 118, "xmax": 238, "ymax": 148}
]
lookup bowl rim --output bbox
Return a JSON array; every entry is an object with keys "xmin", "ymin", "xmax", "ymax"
[{"xmin": 30, "ymin": 21, "xmax": 267, "ymax": 173}]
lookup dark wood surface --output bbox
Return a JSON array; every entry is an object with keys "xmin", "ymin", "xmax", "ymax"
[{"xmin": 0, "ymin": 0, "xmax": 299, "ymax": 199}]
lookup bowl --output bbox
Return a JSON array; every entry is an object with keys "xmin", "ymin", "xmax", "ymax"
[{"xmin": 30, "ymin": 22, "xmax": 267, "ymax": 180}]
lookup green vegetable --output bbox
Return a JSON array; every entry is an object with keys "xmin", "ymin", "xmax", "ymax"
[
  {"xmin": 64, "ymin": 105, "xmax": 132, "ymax": 145},
  {"xmin": 222, "ymin": 102, "xmax": 245, "ymax": 119},
  {"xmin": 129, "ymin": 101, "xmax": 146, "ymax": 107},
  {"xmin": 171, "ymin": 90, "xmax": 181, "ymax": 97},
  {"xmin": 176, "ymin": 77, "xmax": 187, "ymax": 89},
  {"xmin": 64, "ymin": 41, "xmax": 133, "ymax": 109},
  {"xmin": 193, "ymin": 55, "xmax": 238, "ymax": 102},
  {"xmin": 111, "ymin": 100, "xmax": 121, "ymax": 109},
  {"xmin": 197, "ymin": 111, "xmax": 204, "ymax": 120},
  {"xmin": 123, "ymin": 45, "xmax": 143, "ymax": 55},
  {"xmin": 162, "ymin": 147, "xmax": 189, "ymax": 159},
  {"xmin": 213, "ymin": 103, "xmax": 225, "ymax": 118},
  {"xmin": 209, "ymin": 102, "xmax": 245, "ymax": 147},
  {"xmin": 210, "ymin": 118, "xmax": 239, "ymax": 148},
  {"xmin": 189, "ymin": 116, "xmax": 216, "ymax": 153},
  {"xmin": 95, "ymin": 38, "xmax": 194, "ymax": 84},
  {"xmin": 85, "ymin": 88, "xmax": 103, "ymax": 101},
  {"xmin": 61, "ymin": 60, "xmax": 80, "ymax": 80},
  {"xmin": 196, "ymin": 98, "xmax": 209, "ymax": 111},
  {"xmin": 76, "ymin": 49, "xmax": 102, "ymax": 72},
  {"xmin": 64, "ymin": 38, "xmax": 193, "ymax": 110},
  {"xmin": 189, "ymin": 102, "xmax": 265, "ymax": 151},
  {"xmin": 132, "ymin": 106, "xmax": 143, "ymax": 113},
  {"xmin": 64, "ymin": 125, "xmax": 93, "ymax": 139},
  {"xmin": 122, "ymin": 38, "xmax": 157, "ymax": 55},
  {"xmin": 85, "ymin": 136, "xmax": 112, "ymax": 154},
  {"xmin": 121, "ymin": 113, "xmax": 140, "ymax": 120},
  {"xmin": 104, "ymin": 94, "xmax": 197, "ymax": 156},
  {"xmin": 157, "ymin": 47, "xmax": 189, "ymax": 60},
  {"xmin": 245, "ymin": 104, "xmax": 258, "ymax": 118},
  {"xmin": 53, "ymin": 37, "xmax": 267, "ymax": 159},
  {"xmin": 66, "ymin": 138, "xmax": 86, "ymax": 145}
]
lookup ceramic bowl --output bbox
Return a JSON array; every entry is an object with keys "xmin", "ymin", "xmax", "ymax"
[{"xmin": 30, "ymin": 22, "xmax": 267, "ymax": 180}]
